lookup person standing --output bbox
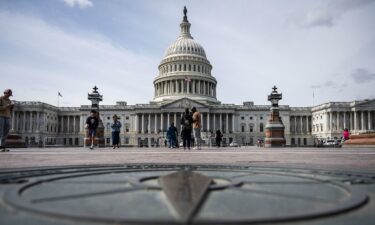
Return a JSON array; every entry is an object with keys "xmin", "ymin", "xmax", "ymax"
[
  {"xmin": 216, "ymin": 129, "xmax": 223, "ymax": 147},
  {"xmin": 343, "ymin": 128, "xmax": 350, "ymax": 141},
  {"xmin": 180, "ymin": 108, "xmax": 193, "ymax": 150},
  {"xmin": 191, "ymin": 107, "xmax": 202, "ymax": 150},
  {"xmin": 167, "ymin": 122, "xmax": 178, "ymax": 148},
  {"xmin": 85, "ymin": 110, "xmax": 99, "ymax": 150},
  {"xmin": 0, "ymin": 89, "xmax": 14, "ymax": 152},
  {"xmin": 111, "ymin": 114, "xmax": 122, "ymax": 149}
]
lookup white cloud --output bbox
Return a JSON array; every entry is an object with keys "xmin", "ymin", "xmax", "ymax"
[
  {"xmin": 0, "ymin": 11, "xmax": 158, "ymax": 106},
  {"xmin": 62, "ymin": 0, "xmax": 93, "ymax": 9},
  {"xmin": 351, "ymin": 68, "xmax": 375, "ymax": 83},
  {"xmin": 288, "ymin": 0, "xmax": 375, "ymax": 28}
]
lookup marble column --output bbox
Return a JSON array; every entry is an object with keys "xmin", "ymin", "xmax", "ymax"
[
  {"xmin": 226, "ymin": 113, "xmax": 229, "ymax": 133},
  {"xmin": 180, "ymin": 80, "xmax": 184, "ymax": 93},
  {"xmin": 167, "ymin": 113, "xmax": 170, "ymax": 127},
  {"xmin": 80, "ymin": 115, "xmax": 84, "ymax": 132},
  {"xmin": 213, "ymin": 114, "xmax": 216, "ymax": 131},
  {"xmin": 154, "ymin": 114, "xmax": 157, "ymax": 133},
  {"xmin": 174, "ymin": 113, "xmax": 177, "ymax": 127},
  {"xmin": 67, "ymin": 116, "xmax": 71, "ymax": 133},
  {"xmin": 336, "ymin": 112, "xmax": 340, "ymax": 131},
  {"xmin": 354, "ymin": 111, "xmax": 357, "ymax": 131},
  {"xmin": 369, "ymin": 111, "xmax": 373, "ymax": 130},
  {"xmin": 207, "ymin": 113, "xmax": 210, "ymax": 132},
  {"xmin": 361, "ymin": 111, "xmax": 364, "ymax": 131},
  {"xmin": 141, "ymin": 114, "xmax": 145, "ymax": 134},
  {"xmin": 161, "ymin": 113, "xmax": 164, "ymax": 131},
  {"xmin": 232, "ymin": 114, "xmax": 235, "ymax": 133},
  {"xmin": 329, "ymin": 112, "xmax": 332, "ymax": 132},
  {"xmin": 300, "ymin": 116, "xmax": 303, "ymax": 133},
  {"xmin": 307, "ymin": 116, "xmax": 310, "ymax": 133},
  {"xmin": 29, "ymin": 112, "xmax": 33, "ymax": 132},
  {"xmin": 135, "ymin": 114, "xmax": 138, "ymax": 133},
  {"xmin": 343, "ymin": 112, "xmax": 347, "ymax": 130},
  {"xmin": 219, "ymin": 113, "xmax": 222, "ymax": 132},
  {"xmin": 192, "ymin": 81, "xmax": 196, "ymax": 94},
  {"xmin": 36, "ymin": 112, "xmax": 40, "ymax": 132},
  {"xmin": 294, "ymin": 116, "xmax": 297, "ymax": 133},
  {"xmin": 11, "ymin": 110, "xmax": 15, "ymax": 131},
  {"xmin": 23, "ymin": 112, "xmax": 26, "ymax": 132},
  {"xmin": 148, "ymin": 114, "xmax": 151, "ymax": 133},
  {"xmin": 201, "ymin": 112, "xmax": 204, "ymax": 130}
]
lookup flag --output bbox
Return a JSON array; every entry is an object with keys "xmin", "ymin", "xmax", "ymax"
[
  {"xmin": 184, "ymin": 76, "xmax": 191, "ymax": 82},
  {"xmin": 58, "ymin": 92, "xmax": 63, "ymax": 97}
]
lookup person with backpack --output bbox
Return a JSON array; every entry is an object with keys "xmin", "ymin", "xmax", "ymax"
[
  {"xmin": 167, "ymin": 122, "xmax": 178, "ymax": 148},
  {"xmin": 180, "ymin": 108, "xmax": 193, "ymax": 150},
  {"xmin": 111, "ymin": 114, "xmax": 122, "ymax": 149},
  {"xmin": 85, "ymin": 110, "xmax": 99, "ymax": 150}
]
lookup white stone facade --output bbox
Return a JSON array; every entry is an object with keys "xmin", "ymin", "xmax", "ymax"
[{"xmin": 9, "ymin": 9, "xmax": 375, "ymax": 147}]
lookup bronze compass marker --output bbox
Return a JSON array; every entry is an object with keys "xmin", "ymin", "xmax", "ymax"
[{"xmin": 159, "ymin": 171, "xmax": 212, "ymax": 223}]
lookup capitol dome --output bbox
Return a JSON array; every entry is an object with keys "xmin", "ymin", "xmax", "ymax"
[{"xmin": 153, "ymin": 7, "xmax": 219, "ymax": 104}]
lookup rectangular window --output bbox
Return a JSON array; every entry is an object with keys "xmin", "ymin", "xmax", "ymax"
[
  {"xmin": 241, "ymin": 126, "xmax": 245, "ymax": 132},
  {"xmin": 241, "ymin": 116, "xmax": 244, "ymax": 120}
]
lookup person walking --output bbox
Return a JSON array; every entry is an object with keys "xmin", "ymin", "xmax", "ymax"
[
  {"xmin": 191, "ymin": 107, "xmax": 202, "ymax": 150},
  {"xmin": 180, "ymin": 108, "xmax": 193, "ymax": 150},
  {"xmin": 0, "ymin": 89, "xmax": 14, "ymax": 152},
  {"xmin": 111, "ymin": 114, "xmax": 122, "ymax": 149},
  {"xmin": 216, "ymin": 129, "xmax": 223, "ymax": 148},
  {"xmin": 167, "ymin": 122, "xmax": 178, "ymax": 148},
  {"xmin": 85, "ymin": 110, "xmax": 99, "ymax": 150}
]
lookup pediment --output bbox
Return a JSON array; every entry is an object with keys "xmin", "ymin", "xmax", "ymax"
[{"xmin": 161, "ymin": 98, "xmax": 208, "ymax": 109}]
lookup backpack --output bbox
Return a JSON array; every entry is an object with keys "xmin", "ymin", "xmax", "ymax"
[{"xmin": 182, "ymin": 115, "xmax": 192, "ymax": 129}]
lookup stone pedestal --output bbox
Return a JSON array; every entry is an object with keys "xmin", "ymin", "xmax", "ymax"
[
  {"xmin": 264, "ymin": 86, "xmax": 285, "ymax": 147},
  {"xmin": 85, "ymin": 86, "xmax": 105, "ymax": 147}
]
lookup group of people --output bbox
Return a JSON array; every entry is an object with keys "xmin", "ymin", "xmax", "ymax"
[
  {"xmin": 167, "ymin": 107, "xmax": 202, "ymax": 150},
  {"xmin": 85, "ymin": 110, "xmax": 122, "ymax": 150}
]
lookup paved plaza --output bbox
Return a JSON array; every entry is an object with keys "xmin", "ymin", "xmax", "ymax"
[
  {"xmin": 1, "ymin": 146, "xmax": 375, "ymax": 225},
  {"xmin": 1, "ymin": 146, "xmax": 375, "ymax": 171}
]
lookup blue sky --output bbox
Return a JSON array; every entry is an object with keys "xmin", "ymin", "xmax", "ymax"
[{"xmin": 1, "ymin": 0, "xmax": 375, "ymax": 107}]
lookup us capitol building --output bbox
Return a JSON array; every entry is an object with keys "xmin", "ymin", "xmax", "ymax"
[{"xmin": 10, "ymin": 8, "xmax": 375, "ymax": 147}]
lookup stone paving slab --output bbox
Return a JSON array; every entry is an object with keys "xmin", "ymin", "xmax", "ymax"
[{"xmin": 1, "ymin": 146, "xmax": 375, "ymax": 172}]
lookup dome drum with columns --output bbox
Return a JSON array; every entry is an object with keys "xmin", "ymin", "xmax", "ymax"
[{"xmin": 153, "ymin": 7, "xmax": 218, "ymax": 104}]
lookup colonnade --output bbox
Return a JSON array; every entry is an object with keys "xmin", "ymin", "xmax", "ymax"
[
  {"xmin": 58, "ymin": 115, "xmax": 80, "ymax": 133},
  {"xmin": 325, "ymin": 110, "xmax": 374, "ymax": 132},
  {"xmin": 134, "ymin": 112, "xmax": 235, "ymax": 134},
  {"xmin": 159, "ymin": 63, "xmax": 210, "ymax": 75},
  {"xmin": 290, "ymin": 115, "xmax": 312, "ymax": 134},
  {"xmin": 11, "ymin": 111, "xmax": 48, "ymax": 133},
  {"xmin": 155, "ymin": 79, "xmax": 216, "ymax": 97}
]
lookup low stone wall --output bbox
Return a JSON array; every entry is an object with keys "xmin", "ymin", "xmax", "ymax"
[{"xmin": 343, "ymin": 133, "xmax": 375, "ymax": 147}]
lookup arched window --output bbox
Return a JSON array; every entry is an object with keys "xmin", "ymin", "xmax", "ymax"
[
  {"xmin": 174, "ymin": 64, "xmax": 177, "ymax": 71},
  {"xmin": 188, "ymin": 64, "xmax": 191, "ymax": 71},
  {"xmin": 198, "ymin": 65, "xmax": 200, "ymax": 72},
  {"xmin": 259, "ymin": 123, "xmax": 264, "ymax": 132},
  {"xmin": 193, "ymin": 65, "xmax": 196, "ymax": 71},
  {"xmin": 179, "ymin": 64, "xmax": 181, "ymax": 71},
  {"xmin": 183, "ymin": 64, "xmax": 186, "ymax": 71}
]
